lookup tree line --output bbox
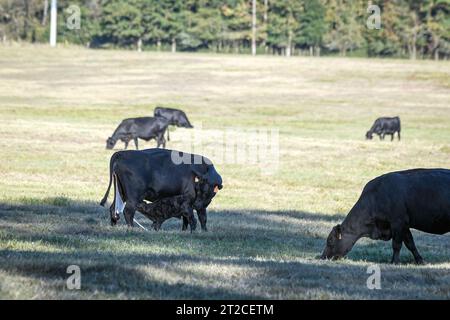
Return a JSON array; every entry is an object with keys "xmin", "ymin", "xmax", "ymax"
[{"xmin": 1, "ymin": 0, "xmax": 449, "ymax": 60}]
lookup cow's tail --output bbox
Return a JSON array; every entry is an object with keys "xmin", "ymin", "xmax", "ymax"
[{"xmin": 100, "ymin": 153, "xmax": 117, "ymax": 207}]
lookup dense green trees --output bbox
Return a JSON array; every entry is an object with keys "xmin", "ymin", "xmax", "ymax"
[{"xmin": 0, "ymin": 0, "xmax": 449, "ymax": 59}]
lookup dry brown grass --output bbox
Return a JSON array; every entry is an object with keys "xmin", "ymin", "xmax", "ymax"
[{"xmin": 0, "ymin": 44, "xmax": 449, "ymax": 299}]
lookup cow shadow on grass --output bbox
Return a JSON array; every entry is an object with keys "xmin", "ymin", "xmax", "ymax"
[
  {"xmin": 0, "ymin": 248, "xmax": 258, "ymax": 299},
  {"xmin": 1, "ymin": 198, "xmax": 449, "ymax": 265},
  {"xmin": 0, "ymin": 198, "xmax": 343, "ymax": 262},
  {"xmin": 0, "ymin": 247, "xmax": 449, "ymax": 299},
  {"xmin": 0, "ymin": 198, "xmax": 449, "ymax": 298}
]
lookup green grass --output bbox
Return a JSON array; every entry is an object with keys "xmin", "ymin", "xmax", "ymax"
[{"xmin": 0, "ymin": 43, "xmax": 449, "ymax": 299}]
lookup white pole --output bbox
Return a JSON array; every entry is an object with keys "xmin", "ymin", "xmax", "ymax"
[
  {"xmin": 50, "ymin": 0, "xmax": 57, "ymax": 47},
  {"xmin": 251, "ymin": 0, "xmax": 257, "ymax": 56}
]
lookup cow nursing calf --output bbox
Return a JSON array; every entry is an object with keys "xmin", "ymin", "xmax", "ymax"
[
  {"xmin": 366, "ymin": 116, "xmax": 401, "ymax": 141},
  {"xmin": 154, "ymin": 107, "xmax": 193, "ymax": 141},
  {"xmin": 100, "ymin": 148, "xmax": 223, "ymax": 232},
  {"xmin": 106, "ymin": 117, "xmax": 169, "ymax": 150},
  {"xmin": 321, "ymin": 169, "xmax": 450, "ymax": 264},
  {"xmin": 136, "ymin": 194, "xmax": 192, "ymax": 231}
]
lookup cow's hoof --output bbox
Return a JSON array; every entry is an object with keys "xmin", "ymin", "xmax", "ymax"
[
  {"xmin": 201, "ymin": 227, "xmax": 208, "ymax": 232},
  {"xmin": 415, "ymin": 258, "xmax": 425, "ymax": 265}
]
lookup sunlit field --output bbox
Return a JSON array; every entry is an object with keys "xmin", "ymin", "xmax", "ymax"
[{"xmin": 0, "ymin": 44, "xmax": 449, "ymax": 299}]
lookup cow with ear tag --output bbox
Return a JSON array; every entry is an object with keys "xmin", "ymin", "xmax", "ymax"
[
  {"xmin": 321, "ymin": 224, "xmax": 360, "ymax": 260},
  {"xmin": 321, "ymin": 169, "xmax": 450, "ymax": 264},
  {"xmin": 183, "ymin": 166, "xmax": 223, "ymax": 232},
  {"xmin": 100, "ymin": 148, "xmax": 222, "ymax": 232}
]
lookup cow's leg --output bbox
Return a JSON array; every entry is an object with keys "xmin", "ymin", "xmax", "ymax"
[
  {"xmin": 153, "ymin": 220, "xmax": 162, "ymax": 231},
  {"xmin": 167, "ymin": 127, "xmax": 170, "ymax": 141},
  {"xmin": 134, "ymin": 138, "xmax": 139, "ymax": 150},
  {"xmin": 124, "ymin": 140, "xmax": 129, "ymax": 150},
  {"xmin": 390, "ymin": 225, "xmax": 404, "ymax": 264},
  {"xmin": 182, "ymin": 216, "xmax": 189, "ymax": 231},
  {"xmin": 123, "ymin": 203, "xmax": 136, "ymax": 228},
  {"xmin": 390, "ymin": 134, "xmax": 394, "ymax": 141},
  {"xmin": 109, "ymin": 203, "xmax": 119, "ymax": 226},
  {"xmin": 403, "ymin": 229, "xmax": 424, "ymax": 264},
  {"xmin": 156, "ymin": 134, "xmax": 166, "ymax": 149},
  {"xmin": 180, "ymin": 205, "xmax": 197, "ymax": 233},
  {"xmin": 397, "ymin": 131, "xmax": 401, "ymax": 141},
  {"xmin": 186, "ymin": 207, "xmax": 197, "ymax": 233},
  {"xmin": 197, "ymin": 208, "xmax": 208, "ymax": 232}
]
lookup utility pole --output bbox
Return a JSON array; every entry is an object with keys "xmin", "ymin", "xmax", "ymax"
[
  {"xmin": 251, "ymin": 0, "xmax": 257, "ymax": 56},
  {"xmin": 50, "ymin": 0, "xmax": 57, "ymax": 47},
  {"xmin": 263, "ymin": 0, "xmax": 268, "ymax": 53}
]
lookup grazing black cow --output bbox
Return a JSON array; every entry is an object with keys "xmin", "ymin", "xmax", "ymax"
[
  {"xmin": 106, "ymin": 117, "xmax": 169, "ymax": 150},
  {"xmin": 136, "ymin": 194, "xmax": 191, "ymax": 231},
  {"xmin": 154, "ymin": 107, "xmax": 193, "ymax": 141},
  {"xmin": 366, "ymin": 116, "xmax": 401, "ymax": 141},
  {"xmin": 321, "ymin": 169, "xmax": 450, "ymax": 264},
  {"xmin": 100, "ymin": 148, "xmax": 223, "ymax": 232}
]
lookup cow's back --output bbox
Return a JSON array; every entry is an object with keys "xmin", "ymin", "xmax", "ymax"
[
  {"xmin": 363, "ymin": 169, "xmax": 450, "ymax": 234},
  {"xmin": 154, "ymin": 107, "xmax": 177, "ymax": 123},
  {"xmin": 112, "ymin": 150, "xmax": 182, "ymax": 202},
  {"xmin": 113, "ymin": 118, "xmax": 137, "ymax": 136},
  {"xmin": 133, "ymin": 117, "xmax": 168, "ymax": 139},
  {"xmin": 380, "ymin": 116, "xmax": 400, "ymax": 132},
  {"xmin": 398, "ymin": 169, "xmax": 450, "ymax": 233}
]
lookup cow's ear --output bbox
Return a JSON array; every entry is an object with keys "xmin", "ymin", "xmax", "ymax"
[{"xmin": 192, "ymin": 168, "xmax": 207, "ymax": 182}]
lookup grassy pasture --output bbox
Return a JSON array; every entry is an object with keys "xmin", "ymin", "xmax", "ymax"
[{"xmin": 0, "ymin": 44, "xmax": 449, "ymax": 299}]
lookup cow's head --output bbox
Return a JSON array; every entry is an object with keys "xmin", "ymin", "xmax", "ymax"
[
  {"xmin": 192, "ymin": 165, "xmax": 222, "ymax": 210},
  {"xmin": 320, "ymin": 224, "xmax": 356, "ymax": 260},
  {"xmin": 106, "ymin": 137, "xmax": 117, "ymax": 149},
  {"xmin": 366, "ymin": 131, "xmax": 373, "ymax": 140},
  {"xmin": 177, "ymin": 113, "xmax": 194, "ymax": 128}
]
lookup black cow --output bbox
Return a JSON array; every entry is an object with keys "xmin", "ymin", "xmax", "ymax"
[
  {"xmin": 136, "ymin": 194, "xmax": 191, "ymax": 231},
  {"xmin": 106, "ymin": 117, "xmax": 169, "ymax": 150},
  {"xmin": 154, "ymin": 107, "xmax": 193, "ymax": 141},
  {"xmin": 366, "ymin": 116, "xmax": 401, "ymax": 141},
  {"xmin": 100, "ymin": 148, "xmax": 223, "ymax": 232},
  {"xmin": 321, "ymin": 169, "xmax": 450, "ymax": 264}
]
